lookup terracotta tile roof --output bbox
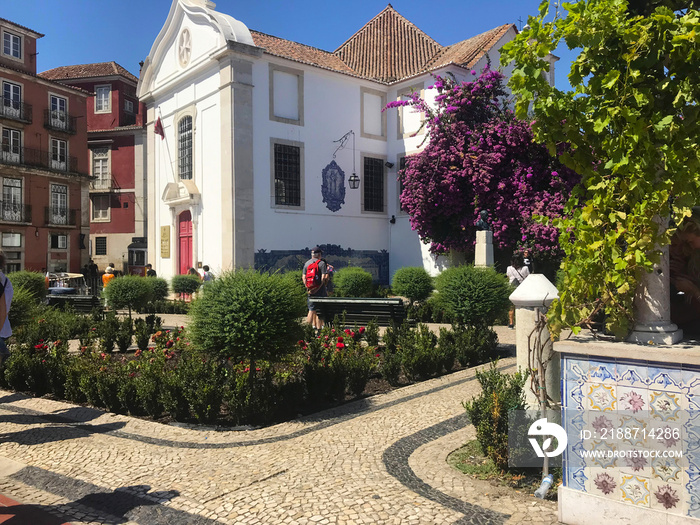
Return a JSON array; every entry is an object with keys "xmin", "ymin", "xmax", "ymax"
[
  {"xmin": 250, "ymin": 5, "xmax": 511, "ymax": 85},
  {"xmin": 425, "ymin": 24, "xmax": 514, "ymax": 70},
  {"xmin": 39, "ymin": 62, "xmax": 138, "ymax": 83},
  {"xmin": 251, "ymin": 31, "xmax": 357, "ymax": 76},
  {"xmin": 0, "ymin": 17, "xmax": 44, "ymax": 37},
  {"xmin": 334, "ymin": 5, "xmax": 442, "ymax": 83}
]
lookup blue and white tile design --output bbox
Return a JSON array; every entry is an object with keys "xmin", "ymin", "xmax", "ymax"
[{"xmin": 561, "ymin": 352, "xmax": 700, "ymax": 517}]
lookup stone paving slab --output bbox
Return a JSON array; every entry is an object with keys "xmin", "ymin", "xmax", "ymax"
[{"xmin": 0, "ymin": 351, "xmax": 558, "ymax": 524}]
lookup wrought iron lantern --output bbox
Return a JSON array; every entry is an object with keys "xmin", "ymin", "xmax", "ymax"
[{"xmin": 348, "ymin": 172, "xmax": 360, "ymax": 189}]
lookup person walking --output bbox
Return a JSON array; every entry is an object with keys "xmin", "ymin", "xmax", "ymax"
[
  {"xmin": 303, "ymin": 246, "xmax": 329, "ymax": 333},
  {"xmin": 145, "ymin": 264, "xmax": 157, "ymax": 277},
  {"xmin": 506, "ymin": 254, "xmax": 530, "ymax": 329},
  {"xmin": 102, "ymin": 266, "xmax": 115, "ymax": 288},
  {"xmin": 202, "ymin": 265, "xmax": 214, "ymax": 282},
  {"xmin": 0, "ymin": 252, "xmax": 13, "ymax": 365}
]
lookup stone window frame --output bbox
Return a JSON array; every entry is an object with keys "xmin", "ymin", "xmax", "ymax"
[
  {"xmin": 91, "ymin": 194, "xmax": 110, "ymax": 222},
  {"xmin": 175, "ymin": 105, "xmax": 197, "ymax": 182},
  {"xmin": 361, "ymin": 152, "xmax": 387, "ymax": 215},
  {"xmin": 268, "ymin": 63, "xmax": 304, "ymax": 126},
  {"xmin": 270, "ymin": 137, "xmax": 305, "ymax": 210},
  {"xmin": 94, "ymin": 236, "xmax": 107, "ymax": 256},
  {"xmin": 360, "ymin": 87, "xmax": 387, "ymax": 141},
  {"xmin": 396, "ymin": 82, "xmax": 426, "ymax": 140},
  {"xmin": 50, "ymin": 233, "xmax": 68, "ymax": 250},
  {"xmin": 91, "ymin": 147, "xmax": 111, "ymax": 189},
  {"xmin": 1, "ymin": 29, "xmax": 22, "ymax": 62},
  {"xmin": 95, "ymin": 84, "xmax": 111, "ymax": 114}
]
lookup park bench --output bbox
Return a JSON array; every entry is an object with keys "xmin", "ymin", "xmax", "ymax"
[{"xmin": 311, "ymin": 297, "xmax": 410, "ymax": 326}]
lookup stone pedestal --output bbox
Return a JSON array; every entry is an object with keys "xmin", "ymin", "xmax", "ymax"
[
  {"xmin": 509, "ymin": 274, "xmax": 560, "ymax": 408},
  {"xmin": 474, "ymin": 230, "xmax": 494, "ymax": 267}
]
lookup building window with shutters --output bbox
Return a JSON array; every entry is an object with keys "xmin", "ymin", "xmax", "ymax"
[{"xmin": 50, "ymin": 233, "xmax": 67, "ymax": 250}]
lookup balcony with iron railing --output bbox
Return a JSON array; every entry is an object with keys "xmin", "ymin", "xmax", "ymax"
[
  {"xmin": 89, "ymin": 176, "xmax": 114, "ymax": 192},
  {"xmin": 0, "ymin": 145, "xmax": 83, "ymax": 176},
  {"xmin": 44, "ymin": 206, "xmax": 77, "ymax": 226},
  {"xmin": 44, "ymin": 109, "xmax": 78, "ymax": 134},
  {"xmin": 0, "ymin": 98, "xmax": 32, "ymax": 124},
  {"xmin": 0, "ymin": 201, "xmax": 31, "ymax": 223}
]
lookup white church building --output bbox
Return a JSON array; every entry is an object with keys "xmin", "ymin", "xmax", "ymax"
[{"xmin": 137, "ymin": 0, "xmax": 555, "ymax": 283}]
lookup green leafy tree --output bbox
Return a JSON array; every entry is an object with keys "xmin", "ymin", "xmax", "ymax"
[
  {"xmin": 188, "ymin": 270, "xmax": 307, "ymax": 387},
  {"xmin": 102, "ymin": 276, "xmax": 153, "ymax": 320},
  {"xmin": 501, "ymin": 0, "xmax": 700, "ymax": 336}
]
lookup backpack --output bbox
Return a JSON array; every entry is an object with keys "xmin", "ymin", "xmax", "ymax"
[{"xmin": 305, "ymin": 260, "xmax": 323, "ymax": 291}]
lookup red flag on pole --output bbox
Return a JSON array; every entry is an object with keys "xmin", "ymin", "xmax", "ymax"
[{"xmin": 154, "ymin": 117, "xmax": 165, "ymax": 140}]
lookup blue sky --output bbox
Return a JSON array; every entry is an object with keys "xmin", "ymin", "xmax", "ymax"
[{"xmin": 3, "ymin": 0, "xmax": 575, "ymax": 90}]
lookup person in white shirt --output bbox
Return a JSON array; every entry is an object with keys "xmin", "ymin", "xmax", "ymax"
[
  {"xmin": 506, "ymin": 253, "xmax": 530, "ymax": 328},
  {"xmin": 0, "ymin": 252, "xmax": 14, "ymax": 364}
]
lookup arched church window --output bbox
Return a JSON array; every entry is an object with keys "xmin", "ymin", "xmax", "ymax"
[{"xmin": 178, "ymin": 115, "xmax": 193, "ymax": 180}]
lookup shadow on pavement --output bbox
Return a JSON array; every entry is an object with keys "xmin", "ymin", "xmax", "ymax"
[
  {"xmin": 0, "ymin": 421, "xmax": 126, "ymax": 446},
  {"xmin": 0, "ymin": 484, "xmax": 180, "ymax": 525}
]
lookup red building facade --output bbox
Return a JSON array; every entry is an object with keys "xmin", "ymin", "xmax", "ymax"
[
  {"xmin": 39, "ymin": 62, "xmax": 146, "ymax": 274},
  {"xmin": 0, "ymin": 17, "xmax": 90, "ymax": 273}
]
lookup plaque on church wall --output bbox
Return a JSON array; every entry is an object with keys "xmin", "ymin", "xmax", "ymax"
[{"xmin": 160, "ymin": 226, "xmax": 171, "ymax": 258}]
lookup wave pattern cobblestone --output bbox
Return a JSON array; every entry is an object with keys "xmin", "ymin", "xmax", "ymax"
[{"xmin": 0, "ymin": 354, "xmax": 558, "ymax": 524}]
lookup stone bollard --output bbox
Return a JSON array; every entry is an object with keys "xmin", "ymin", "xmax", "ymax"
[{"xmin": 509, "ymin": 274, "xmax": 560, "ymax": 409}]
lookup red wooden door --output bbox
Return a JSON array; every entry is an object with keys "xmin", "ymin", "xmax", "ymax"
[{"xmin": 178, "ymin": 211, "xmax": 192, "ymax": 274}]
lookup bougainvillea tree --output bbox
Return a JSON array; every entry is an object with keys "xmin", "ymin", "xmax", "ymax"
[
  {"xmin": 387, "ymin": 69, "xmax": 579, "ymax": 259},
  {"xmin": 501, "ymin": 0, "xmax": 700, "ymax": 337}
]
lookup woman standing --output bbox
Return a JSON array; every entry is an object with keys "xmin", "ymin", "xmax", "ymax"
[
  {"xmin": 506, "ymin": 254, "xmax": 530, "ymax": 329},
  {"xmin": 0, "ymin": 252, "xmax": 14, "ymax": 364}
]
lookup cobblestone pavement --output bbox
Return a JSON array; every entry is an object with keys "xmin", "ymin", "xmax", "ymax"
[{"xmin": 0, "ymin": 326, "xmax": 558, "ymax": 525}]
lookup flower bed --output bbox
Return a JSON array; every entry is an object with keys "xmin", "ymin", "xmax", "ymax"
[{"xmin": 0, "ymin": 309, "xmax": 506, "ymax": 427}]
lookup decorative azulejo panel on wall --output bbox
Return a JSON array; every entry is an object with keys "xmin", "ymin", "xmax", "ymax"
[
  {"xmin": 255, "ymin": 244, "xmax": 390, "ymax": 285},
  {"xmin": 561, "ymin": 352, "xmax": 700, "ymax": 519}
]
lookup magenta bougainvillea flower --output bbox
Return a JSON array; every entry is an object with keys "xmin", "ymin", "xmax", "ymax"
[
  {"xmin": 655, "ymin": 484, "xmax": 680, "ymax": 509},
  {"xmin": 594, "ymin": 473, "xmax": 617, "ymax": 495},
  {"xmin": 388, "ymin": 68, "xmax": 580, "ymax": 258}
]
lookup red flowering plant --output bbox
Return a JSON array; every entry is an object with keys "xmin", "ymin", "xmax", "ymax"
[{"xmin": 385, "ymin": 68, "xmax": 579, "ymax": 260}]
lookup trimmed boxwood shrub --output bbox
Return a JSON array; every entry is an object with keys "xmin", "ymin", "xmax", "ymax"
[
  {"xmin": 172, "ymin": 275, "xmax": 201, "ymax": 296},
  {"xmin": 102, "ymin": 276, "xmax": 154, "ymax": 318},
  {"xmin": 435, "ymin": 265, "xmax": 510, "ymax": 327},
  {"xmin": 333, "ymin": 267, "xmax": 373, "ymax": 297},
  {"xmin": 149, "ymin": 277, "xmax": 170, "ymax": 301},
  {"xmin": 188, "ymin": 269, "xmax": 306, "ymax": 366},
  {"xmin": 391, "ymin": 267, "xmax": 433, "ymax": 303},
  {"xmin": 8, "ymin": 271, "xmax": 46, "ymax": 302}
]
